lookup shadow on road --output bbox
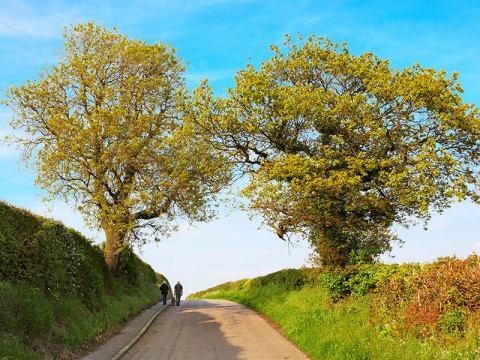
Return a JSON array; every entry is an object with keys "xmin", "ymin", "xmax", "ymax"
[{"xmin": 122, "ymin": 300, "xmax": 244, "ymax": 360}]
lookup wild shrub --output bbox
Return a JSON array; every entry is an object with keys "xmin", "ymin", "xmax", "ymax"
[
  {"xmin": 317, "ymin": 263, "xmax": 396, "ymax": 301},
  {"xmin": 438, "ymin": 308, "xmax": 467, "ymax": 337},
  {"xmin": 318, "ymin": 268, "xmax": 351, "ymax": 301},
  {"xmin": 373, "ymin": 255, "xmax": 480, "ymax": 341}
]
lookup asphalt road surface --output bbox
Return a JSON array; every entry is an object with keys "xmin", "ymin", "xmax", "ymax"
[{"xmin": 121, "ymin": 299, "xmax": 309, "ymax": 360}]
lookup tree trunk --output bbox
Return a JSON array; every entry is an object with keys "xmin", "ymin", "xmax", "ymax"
[{"xmin": 104, "ymin": 228, "xmax": 122, "ymax": 272}]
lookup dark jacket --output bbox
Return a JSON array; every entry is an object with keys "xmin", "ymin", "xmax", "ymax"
[
  {"xmin": 174, "ymin": 282, "xmax": 183, "ymax": 295},
  {"xmin": 160, "ymin": 282, "xmax": 169, "ymax": 294}
]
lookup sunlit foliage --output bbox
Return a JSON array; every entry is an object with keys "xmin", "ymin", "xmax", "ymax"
[
  {"xmin": 193, "ymin": 35, "xmax": 480, "ymax": 265},
  {"xmin": 3, "ymin": 23, "xmax": 231, "ymax": 270}
]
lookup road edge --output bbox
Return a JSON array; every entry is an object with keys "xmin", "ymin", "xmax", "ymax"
[{"xmin": 110, "ymin": 304, "xmax": 168, "ymax": 360}]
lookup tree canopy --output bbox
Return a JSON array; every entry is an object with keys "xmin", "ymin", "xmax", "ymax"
[
  {"xmin": 3, "ymin": 23, "xmax": 232, "ymax": 271},
  {"xmin": 192, "ymin": 35, "xmax": 480, "ymax": 266}
]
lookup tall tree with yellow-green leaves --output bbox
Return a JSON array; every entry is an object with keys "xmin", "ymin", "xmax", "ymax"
[
  {"xmin": 192, "ymin": 35, "xmax": 480, "ymax": 266},
  {"xmin": 3, "ymin": 23, "xmax": 232, "ymax": 272}
]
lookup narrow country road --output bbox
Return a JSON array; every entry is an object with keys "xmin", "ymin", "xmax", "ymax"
[{"xmin": 121, "ymin": 299, "xmax": 309, "ymax": 360}]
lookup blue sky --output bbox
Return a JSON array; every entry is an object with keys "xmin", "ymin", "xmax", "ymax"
[{"xmin": 1, "ymin": 0, "xmax": 479, "ymax": 296}]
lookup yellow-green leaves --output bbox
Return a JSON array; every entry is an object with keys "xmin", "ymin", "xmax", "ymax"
[
  {"xmin": 3, "ymin": 23, "xmax": 232, "ymax": 270},
  {"xmin": 195, "ymin": 34, "xmax": 480, "ymax": 266}
]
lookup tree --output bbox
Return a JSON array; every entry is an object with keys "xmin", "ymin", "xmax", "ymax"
[
  {"xmin": 3, "ymin": 23, "xmax": 231, "ymax": 272},
  {"xmin": 192, "ymin": 35, "xmax": 480, "ymax": 266}
]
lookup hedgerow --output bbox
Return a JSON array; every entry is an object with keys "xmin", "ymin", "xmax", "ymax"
[
  {"xmin": 190, "ymin": 255, "xmax": 480, "ymax": 345},
  {"xmin": 374, "ymin": 255, "xmax": 480, "ymax": 342},
  {"xmin": 0, "ymin": 200, "xmax": 161, "ymax": 358}
]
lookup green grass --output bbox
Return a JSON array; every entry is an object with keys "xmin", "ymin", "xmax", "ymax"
[
  {"xmin": 191, "ymin": 282, "xmax": 480, "ymax": 359},
  {"xmin": 51, "ymin": 284, "xmax": 158, "ymax": 349},
  {"xmin": 0, "ymin": 280, "xmax": 159, "ymax": 359},
  {"xmin": 0, "ymin": 335, "xmax": 43, "ymax": 360},
  {"xmin": 0, "ymin": 282, "xmax": 54, "ymax": 340}
]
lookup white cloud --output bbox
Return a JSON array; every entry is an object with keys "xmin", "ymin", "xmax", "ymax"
[{"xmin": 0, "ymin": 0, "xmax": 85, "ymax": 39}]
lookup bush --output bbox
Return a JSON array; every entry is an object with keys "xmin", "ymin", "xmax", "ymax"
[
  {"xmin": 373, "ymin": 255, "xmax": 480, "ymax": 341},
  {"xmin": 439, "ymin": 308, "xmax": 466, "ymax": 337},
  {"xmin": 317, "ymin": 263, "xmax": 394, "ymax": 301}
]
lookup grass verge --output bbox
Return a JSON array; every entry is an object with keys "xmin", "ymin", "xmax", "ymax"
[{"xmin": 0, "ymin": 280, "xmax": 159, "ymax": 359}]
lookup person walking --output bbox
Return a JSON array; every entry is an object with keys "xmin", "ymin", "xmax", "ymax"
[
  {"xmin": 160, "ymin": 281, "xmax": 169, "ymax": 305},
  {"xmin": 174, "ymin": 281, "xmax": 183, "ymax": 306}
]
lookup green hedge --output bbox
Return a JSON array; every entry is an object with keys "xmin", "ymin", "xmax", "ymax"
[
  {"xmin": 0, "ymin": 201, "xmax": 113, "ymax": 307},
  {"xmin": 251, "ymin": 268, "xmax": 309, "ymax": 289},
  {"xmin": 0, "ymin": 200, "xmax": 161, "ymax": 358}
]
